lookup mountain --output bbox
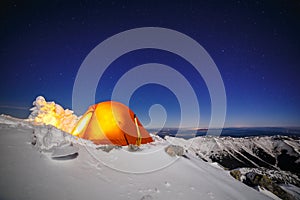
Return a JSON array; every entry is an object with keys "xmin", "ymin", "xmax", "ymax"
[
  {"xmin": 165, "ymin": 135, "xmax": 300, "ymax": 200},
  {"xmin": 165, "ymin": 135, "xmax": 300, "ymax": 175},
  {"xmin": 0, "ymin": 115, "xmax": 272, "ymax": 200}
]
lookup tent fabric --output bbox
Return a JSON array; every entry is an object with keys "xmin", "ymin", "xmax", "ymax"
[{"xmin": 71, "ymin": 101, "xmax": 153, "ymax": 146}]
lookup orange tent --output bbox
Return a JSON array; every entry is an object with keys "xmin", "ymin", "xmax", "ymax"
[{"xmin": 71, "ymin": 101, "xmax": 153, "ymax": 146}]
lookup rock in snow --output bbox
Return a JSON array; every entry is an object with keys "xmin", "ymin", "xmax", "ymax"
[
  {"xmin": 0, "ymin": 115, "xmax": 272, "ymax": 200},
  {"xmin": 165, "ymin": 145, "xmax": 184, "ymax": 157}
]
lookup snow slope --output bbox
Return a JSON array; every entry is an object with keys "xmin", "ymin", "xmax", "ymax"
[{"xmin": 0, "ymin": 115, "xmax": 271, "ymax": 200}]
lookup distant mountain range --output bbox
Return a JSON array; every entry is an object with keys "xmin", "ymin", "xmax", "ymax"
[{"xmin": 151, "ymin": 127, "xmax": 300, "ymax": 139}]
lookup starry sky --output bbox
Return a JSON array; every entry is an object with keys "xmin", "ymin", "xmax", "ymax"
[{"xmin": 0, "ymin": 0, "xmax": 300, "ymax": 128}]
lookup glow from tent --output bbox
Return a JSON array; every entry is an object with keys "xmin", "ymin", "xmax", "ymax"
[
  {"xmin": 70, "ymin": 101, "xmax": 153, "ymax": 146},
  {"xmin": 29, "ymin": 97, "xmax": 153, "ymax": 146},
  {"xmin": 71, "ymin": 112, "xmax": 92, "ymax": 136},
  {"xmin": 97, "ymin": 109, "xmax": 119, "ymax": 132},
  {"xmin": 29, "ymin": 96, "xmax": 79, "ymax": 134}
]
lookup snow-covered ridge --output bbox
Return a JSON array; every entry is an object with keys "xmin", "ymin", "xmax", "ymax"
[
  {"xmin": 165, "ymin": 135, "xmax": 300, "ymax": 199},
  {"xmin": 166, "ymin": 135, "xmax": 300, "ymax": 175},
  {"xmin": 0, "ymin": 114, "xmax": 272, "ymax": 200}
]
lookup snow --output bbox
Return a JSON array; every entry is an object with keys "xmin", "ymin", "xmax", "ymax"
[
  {"xmin": 0, "ymin": 115, "xmax": 272, "ymax": 200},
  {"xmin": 258, "ymin": 186, "xmax": 282, "ymax": 200},
  {"xmin": 280, "ymin": 184, "xmax": 300, "ymax": 199}
]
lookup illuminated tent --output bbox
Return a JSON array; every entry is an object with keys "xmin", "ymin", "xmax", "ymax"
[{"xmin": 71, "ymin": 101, "xmax": 153, "ymax": 146}]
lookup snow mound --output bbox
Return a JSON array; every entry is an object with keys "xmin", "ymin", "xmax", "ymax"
[
  {"xmin": 0, "ymin": 114, "xmax": 79, "ymax": 158},
  {"xmin": 32, "ymin": 124, "xmax": 79, "ymax": 158},
  {"xmin": 28, "ymin": 96, "xmax": 79, "ymax": 133}
]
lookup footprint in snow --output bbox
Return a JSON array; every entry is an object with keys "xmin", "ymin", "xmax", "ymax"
[
  {"xmin": 208, "ymin": 192, "xmax": 215, "ymax": 199},
  {"xmin": 96, "ymin": 163, "xmax": 102, "ymax": 170},
  {"xmin": 165, "ymin": 181, "xmax": 171, "ymax": 187},
  {"xmin": 140, "ymin": 194, "xmax": 153, "ymax": 200}
]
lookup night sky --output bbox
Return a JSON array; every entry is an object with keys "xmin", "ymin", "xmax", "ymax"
[{"xmin": 1, "ymin": 0, "xmax": 300, "ymax": 128}]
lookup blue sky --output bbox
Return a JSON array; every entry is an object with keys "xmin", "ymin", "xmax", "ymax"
[{"xmin": 0, "ymin": 0, "xmax": 300, "ymax": 128}]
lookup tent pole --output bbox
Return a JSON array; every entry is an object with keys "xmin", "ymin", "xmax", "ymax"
[{"xmin": 134, "ymin": 114, "xmax": 142, "ymax": 146}]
